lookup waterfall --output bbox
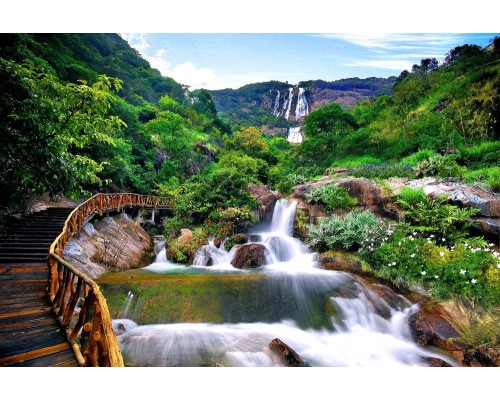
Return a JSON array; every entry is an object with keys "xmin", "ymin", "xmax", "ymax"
[
  {"xmin": 272, "ymin": 90, "xmax": 280, "ymax": 116},
  {"xmin": 120, "ymin": 291, "xmax": 134, "ymax": 318},
  {"xmin": 295, "ymin": 88, "xmax": 309, "ymax": 120},
  {"xmin": 111, "ymin": 199, "xmax": 455, "ymax": 367},
  {"xmin": 284, "ymin": 87, "xmax": 294, "ymax": 120},
  {"xmin": 287, "ymin": 127, "xmax": 303, "ymax": 144}
]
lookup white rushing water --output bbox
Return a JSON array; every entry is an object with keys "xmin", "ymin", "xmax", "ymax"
[
  {"xmin": 287, "ymin": 127, "xmax": 303, "ymax": 144},
  {"xmin": 114, "ymin": 199, "xmax": 455, "ymax": 367},
  {"xmin": 295, "ymin": 87, "xmax": 309, "ymax": 120},
  {"xmin": 272, "ymin": 90, "xmax": 280, "ymax": 116}
]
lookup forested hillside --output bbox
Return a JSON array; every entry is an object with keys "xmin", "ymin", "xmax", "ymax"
[{"xmin": 0, "ymin": 33, "xmax": 229, "ymax": 219}]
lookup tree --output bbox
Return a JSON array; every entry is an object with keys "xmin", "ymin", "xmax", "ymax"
[{"xmin": 0, "ymin": 58, "xmax": 125, "ymax": 213}]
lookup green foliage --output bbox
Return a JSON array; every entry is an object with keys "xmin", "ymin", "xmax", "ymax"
[
  {"xmin": 307, "ymin": 210, "xmax": 385, "ymax": 252},
  {"xmin": 362, "ymin": 230, "xmax": 500, "ymax": 307},
  {"xmin": 459, "ymin": 141, "xmax": 500, "ymax": 170},
  {"xmin": 305, "ymin": 185, "xmax": 358, "ymax": 212},
  {"xmin": 446, "ymin": 299, "xmax": 500, "ymax": 349},
  {"xmin": 396, "ymin": 188, "xmax": 480, "ymax": 245},
  {"xmin": 401, "ymin": 149, "xmax": 440, "ymax": 166},
  {"xmin": 414, "ymin": 154, "xmax": 467, "ymax": 179},
  {"xmin": 204, "ymin": 207, "xmax": 255, "ymax": 238},
  {"xmin": 0, "ymin": 58, "xmax": 125, "ymax": 212},
  {"xmin": 348, "ymin": 163, "xmax": 415, "ymax": 179}
]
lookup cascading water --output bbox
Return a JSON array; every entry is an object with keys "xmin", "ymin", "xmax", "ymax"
[
  {"xmin": 287, "ymin": 127, "xmax": 303, "ymax": 144},
  {"xmin": 106, "ymin": 199, "xmax": 455, "ymax": 367},
  {"xmin": 295, "ymin": 87, "xmax": 309, "ymax": 120}
]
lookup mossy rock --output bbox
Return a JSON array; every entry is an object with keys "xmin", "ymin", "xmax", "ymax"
[{"xmin": 318, "ymin": 251, "xmax": 363, "ymax": 273}]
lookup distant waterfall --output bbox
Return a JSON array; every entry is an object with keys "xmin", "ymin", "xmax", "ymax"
[
  {"xmin": 287, "ymin": 127, "xmax": 303, "ymax": 144},
  {"xmin": 272, "ymin": 87, "xmax": 309, "ymax": 122},
  {"xmin": 284, "ymin": 87, "xmax": 294, "ymax": 120},
  {"xmin": 295, "ymin": 88, "xmax": 309, "ymax": 120}
]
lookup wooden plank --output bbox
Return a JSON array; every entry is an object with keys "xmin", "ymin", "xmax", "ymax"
[
  {"xmin": 0, "ymin": 328, "xmax": 68, "ymax": 358},
  {"xmin": 0, "ymin": 342, "xmax": 71, "ymax": 367},
  {"xmin": 0, "ymin": 301, "xmax": 50, "ymax": 314},
  {"xmin": 0, "ymin": 265, "xmax": 48, "ymax": 273},
  {"xmin": 9, "ymin": 348, "xmax": 78, "ymax": 367},
  {"xmin": 0, "ymin": 309, "xmax": 55, "ymax": 326},
  {"xmin": 0, "ymin": 307, "xmax": 52, "ymax": 319},
  {"xmin": 0, "ymin": 316, "xmax": 55, "ymax": 333},
  {"xmin": 0, "ymin": 279, "xmax": 47, "ymax": 287}
]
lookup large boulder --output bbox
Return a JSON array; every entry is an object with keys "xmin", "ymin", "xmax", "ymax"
[
  {"xmin": 63, "ymin": 215, "xmax": 153, "ymax": 279},
  {"xmin": 248, "ymin": 183, "xmax": 279, "ymax": 220},
  {"xmin": 224, "ymin": 233, "xmax": 249, "ymax": 251},
  {"xmin": 231, "ymin": 243, "xmax": 268, "ymax": 269},
  {"xmin": 268, "ymin": 338, "xmax": 307, "ymax": 367}
]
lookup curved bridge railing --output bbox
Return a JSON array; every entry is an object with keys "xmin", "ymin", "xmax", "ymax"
[{"xmin": 47, "ymin": 193, "xmax": 174, "ymax": 367}]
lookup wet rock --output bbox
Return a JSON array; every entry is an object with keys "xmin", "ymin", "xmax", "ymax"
[
  {"xmin": 268, "ymin": 338, "xmax": 307, "ymax": 367},
  {"xmin": 248, "ymin": 183, "xmax": 279, "ymax": 220},
  {"xmin": 423, "ymin": 357, "xmax": 452, "ymax": 367},
  {"xmin": 224, "ymin": 233, "xmax": 249, "ymax": 251},
  {"xmin": 463, "ymin": 347, "xmax": 499, "ymax": 367},
  {"xmin": 408, "ymin": 303, "xmax": 464, "ymax": 351},
  {"xmin": 318, "ymin": 251, "xmax": 363, "ymax": 273},
  {"xmin": 231, "ymin": 243, "xmax": 267, "ymax": 269}
]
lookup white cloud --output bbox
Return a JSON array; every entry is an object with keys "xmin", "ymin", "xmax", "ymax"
[
  {"xmin": 344, "ymin": 60, "xmax": 415, "ymax": 71},
  {"xmin": 119, "ymin": 33, "xmax": 150, "ymax": 54},
  {"xmin": 171, "ymin": 62, "xmax": 222, "ymax": 90},
  {"xmin": 315, "ymin": 33, "xmax": 462, "ymax": 51}
]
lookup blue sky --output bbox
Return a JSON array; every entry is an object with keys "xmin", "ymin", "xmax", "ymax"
[{"xmin": 120, "ymin": 33, "xmax": 497, "ymax": 90}]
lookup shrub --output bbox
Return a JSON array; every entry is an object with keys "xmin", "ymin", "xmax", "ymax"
[
  {"xmin": 348, "ymin": 163, "xmax": 415, "ymax": 179},
  {"xmin": 414, "ymin": 154, "xmax": 467, "ymax": 179},
  {"xmin": 396, "ymin": 188, "xmax": 479, "ymax": 245},
  {"xmin": 362, "ymin": 231, "xmax": 500, "ymax": 307},
  {"xmin": 464, "ymin": 167, "xmax": 500, "ymax": 192},
  {"xmin": 305, "ymin": 185, "xmax": 358, "ymax": 212},
  {"xmin": 204, "ymin": 206, "xmax": 255, "ymax": 238},
  {"xmin": 307, "ymin": 210, "xmax": 388, "ymax": 252},
  {"xmin": 460, "ymin": 141, "xmax": 500, "ymax": 170},
  {"xmin": 401, "ymin": 149, "xmax": 440, "ymax": 166}
]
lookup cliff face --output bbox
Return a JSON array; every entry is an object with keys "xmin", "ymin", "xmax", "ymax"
[{"xmin": 208, "ymin": 76, "xmax": 397, "ymax": 136}]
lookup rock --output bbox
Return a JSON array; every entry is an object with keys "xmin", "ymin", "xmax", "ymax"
[
  {"xmin": 318, "ymin": 251, "xmax": 363, "ymax": 273},
  {"xmin": 82, "ymin": 222, "xmax": 96, "ymax": 236},
  {"xmin": 463, "ymin": 348, "xmax": 499, "ymax": 367},
  {"xmin": 408, "ymin": 302, "xmax": 464, "ymax": 351},
  {"xmin": 248, "ymin": 183, "xmax": 279, "ymax": 220},
  {"xmin": 405, "ymin": 178, "xmax": 500, "ymax": 218},
  {"xmin": 231, "ymin": 243, "xmax": 267, "ymax": 269},
  {"xmin": 64, "ymin": 215, "xmax": 153, "ymax": 279},
  {"xmin": 293, "ymin": 177, "xmax": 337, "ymax": 199},
  {"xmin": 471, "ymin": 217, "xmax": 500, "ymax": 243},
  {"xmin": 224, "ymin": 233, "xmax": 249, "ymax": 251},
  {"xmin": 193, "ymin": 141, "xmax": 216, "ymax": 160},
  {"xmin": 176, "ymin": 229, "xmax": 193, "ymax": 245},
  {"xmin": 268, "ymin": 338, "xmax": 306, "ymax": 367},
  {"xmin": 423, "ymin": 357, "xmax": 452, "ymax": 367}
]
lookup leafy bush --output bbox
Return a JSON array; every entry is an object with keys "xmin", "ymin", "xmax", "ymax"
[
  {"xmin": 348, "ymin": 163, "xmax": 415, "ymax": 179},
  {"xmin": 362, "ymin": 231, "xmax": 500, "ymax": 307},
  {"xmin": 307, "ymin": 210, "xmax": 386, "ymax": 252},
  {"xmin": 305, "ymin": 185, "xmax": 358, "ymax": 212},
  {"xmin": 401, "ymin": 149, "xmax": 440, "ymax": 166},
  {"xmin": 331, "ymin": 156, "xmax": 382, "ymax": 168},
  {"xmin": 204, "ymin": 207, "xmax": 255, "ymax": 238},
  {"xmin": 465, "ymin": 167, "xmax": 500, "ymax": 192},
  {"xmin": 396, "ymin": 188, "xmax": 479, "ymax": 245},
  {"xmin": 460, "ymin": 141, "xmax": 500, "ymax": 170},
  {"xmin": 415, "ymin": 154, "xmax": 467, "ymax": 179}
]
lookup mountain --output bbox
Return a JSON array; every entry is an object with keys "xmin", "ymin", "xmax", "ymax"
[{"xmin": 208, "ymin": 76, "xmax": 397, "ymax": 137}]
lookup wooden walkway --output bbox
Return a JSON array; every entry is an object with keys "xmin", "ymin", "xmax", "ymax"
[{"xmin": 0, "ymin": 208, "xmax": 78, "ymax": 367}]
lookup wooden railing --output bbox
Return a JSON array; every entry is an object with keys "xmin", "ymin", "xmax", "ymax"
[{"xmin": 47, "ymin": 193, "xmax": 174, "ymax": 367}]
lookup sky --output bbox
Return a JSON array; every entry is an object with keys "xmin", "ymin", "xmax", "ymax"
[{"xmin": 120, "ymin": 33, "xmax": 497, "ymax": 90}]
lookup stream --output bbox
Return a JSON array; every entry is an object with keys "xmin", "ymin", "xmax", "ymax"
[{"xmin": 97, "ymin": 199, "xmax": 456, "ymax": 367}]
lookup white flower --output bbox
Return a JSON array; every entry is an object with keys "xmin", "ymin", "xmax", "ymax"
[
  {"xmin": 471, "ymin": 278, "xmax": 477, "ymax": 284},
  {"xmin": 439, "ymin": 251, "xmax": 445, "ymax": 257},
  {"xmin": 421, "ymin": 271, "xmax": 426, "ymax": 276},
  {"xmin": 489, "ymin": 243, "xmax": 495, "ymax": 247},
  {"xmin": 410, "ymin": 253, "xmax": 416, "ymax": 258},
  {"xmin": 434, "ymin": 275, "xmax": 439, "ymax": 279},
  {"xmin": 430, "ymin": 235, "xmax": 435, "ymax": 238},
  {"xmin": 413, "ymin": 232, "xmax": 417, "ymax": 236},
  {"xmin": 392, "ymin": 262, "xmax": 397, "ymax": 266},
  {"xmin": 497, "ymin": 264, "xmax": 500, "ymax": 269},
  {"xmin": 442, "ymin": 238, "xmax": 446, "ymax": 242},
  {"xmin": 409, "ymin": 237, "xmax": 414, "ymax": 241},
  {"xmin": 398, "ymin": 241, "xmax": 402, "ymax": 246},
  {"xmin": 460, "ymin": 269, "xmax": 467, "ymax": 275}
]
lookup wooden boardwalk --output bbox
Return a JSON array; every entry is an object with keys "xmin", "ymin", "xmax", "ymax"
[{"xmin": 0, "ymin": 208, "xmax": 78, "ymax": 367}]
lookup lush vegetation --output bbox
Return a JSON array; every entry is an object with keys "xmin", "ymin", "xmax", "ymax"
[{"xmin": 1, "ymin": 33, "xmax": 499, "ymax": 312}]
